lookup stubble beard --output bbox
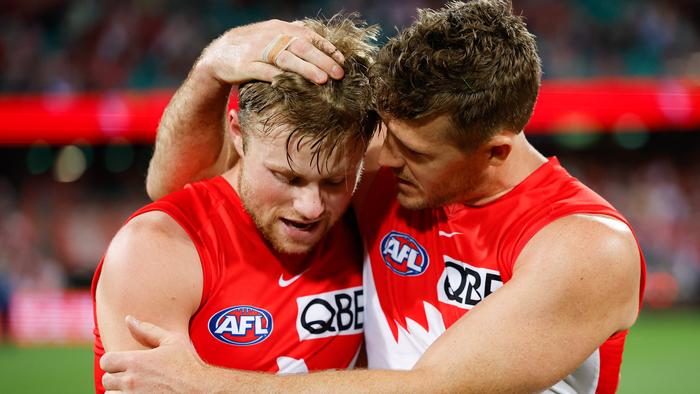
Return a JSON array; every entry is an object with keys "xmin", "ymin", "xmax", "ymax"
[
  {"xmin": 397, "ymin": 188, "xmax": 452, "ymax": 211},
  {"xmin": 395, "ymin": 170, "xmax": 481, "ymax": 210},
  {"xmin": 393, "ymin": 169, "xmax": 438, "ymax": 210},
  {"xmin": 237, "ymin": 169, "xmax": 322, "ymax": 255},
  {"xmin": 237, "ymin": 169, "xmax": 293, "ymax": 254}
]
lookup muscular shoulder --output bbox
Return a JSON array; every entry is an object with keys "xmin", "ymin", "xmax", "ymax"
[
  {"xmin": 115, "ymin": 210, "xmax": 193, "ymax": 246},
  {"xmin": 99, "ymin": 211, "xmax": 202, "ymax": 316},
  {"xmin": 525, "ymin": 214, "xmax": 639, "ymax": 269},
  {"xmin": 515, "ymin": 214, "xmax": 642, "ymax": 329},
  {"xmin": 105, "ymin": 211, "xmax": 195, "ymax": 267}
]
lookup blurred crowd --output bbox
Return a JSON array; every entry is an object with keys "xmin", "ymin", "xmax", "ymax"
[
  {"xmin": 0, "ymin": 147, "xmax": 150, "ymax": 339},
  {"xmin": 1, "ymin": 0, "xmax": 699, "ymax": 93},
  {"xmin": 562, "ymin": 150, "xmax": 700, "ymax": 307}
]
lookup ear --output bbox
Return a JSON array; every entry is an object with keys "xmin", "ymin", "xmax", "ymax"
[
  {"xmin": 486, "ymin": 131, "xmax": 515, "ymax": 166},
  {"xmin": 229, "ymin": 109, "xmax": 245, "ymax": 157}
]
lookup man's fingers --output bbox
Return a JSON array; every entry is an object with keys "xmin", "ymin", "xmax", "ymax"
[
  {"xmin": 287, "ymin": 21, "xmax": 345, "ymax": 72},
  {"xmin": 100, "ymin": 351, "xmax": 129, "ymax": 373},
  {"xmin": 103, "ymin": 371, "xmax": 138, "ymax": 392},
  {"xmin": 313, "ymin": 37, "xmax": 345, "ymax": 66},
  {"xmin": 254, "ymin": 20, "xmax": 345, "ymax": 84},
  {"xmin": 287, "ymin": 38, "xmax": 344, "ymax": 80},
  {"xmin": 125, "ymin": 315, "xmax": 168, "ymax": 348},
  {"xmin": 294, "ymin": 26, "xmax": 345, "ymax": 66},
  {"xmin": 102, "ymin": 371, "xmax": 125, "ymax": 391},
  {"xmin": 274, "ymin": 50, "xmax": 328, "ymax": 84},
  {"xmin": 249, "ymin": 62, "xmax": 283, "ymax": 82}
]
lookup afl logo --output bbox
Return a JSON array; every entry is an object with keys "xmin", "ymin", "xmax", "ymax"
[
  {"xmin": 380, "ymin": 231, "xmax": 429, "ymax": 276},
  {"xmin": 208, "ymin": 305, "xmax": 273, "ymax": 346}
]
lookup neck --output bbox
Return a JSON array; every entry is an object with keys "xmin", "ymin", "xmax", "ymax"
[
  {"xmin": 468, "ymin": 133, "xmax": 547, "ymax": 206},
  {"xmin": 222, "ymin": 162, "xmax": 242, "ymax": 193}
]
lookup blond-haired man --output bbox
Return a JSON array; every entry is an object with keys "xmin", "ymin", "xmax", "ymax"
[{"xmin": 93, "ymin": 15, "xmax": 378, "ymax": 393}]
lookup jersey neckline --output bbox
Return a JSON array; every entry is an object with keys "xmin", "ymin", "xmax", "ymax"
[{"xmin": 443, "ymin": 156, "xmax": 562, "ymax": 217}]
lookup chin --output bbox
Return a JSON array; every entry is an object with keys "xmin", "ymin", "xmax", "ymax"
[
  {"xmin": 397, "ymin": 188, "xmax": 455, "ymax": 210},
  {"xmin": 268, "ymin": 228, "xmax": 323, "ymax": 255},
  {"xmin": 271, "ymin": 241, "xmax": 315, "ymax": 255},
  {"xmin": 396, "ymin": 192, "xmax": 430, "ymax": 211}
]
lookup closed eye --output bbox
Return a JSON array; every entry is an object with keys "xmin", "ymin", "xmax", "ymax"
[
  {"xmin": 389, "ymin": 131, "xmax": 429, "ymax": 159},
  {"xmin": 323, "ymin": 177, "xmax": 346, "ymax": 187},
  {"xmin": 399, "ymin": 144, "xmax": 430, "ymax": 161},
  {"xmin": 272, "ymin": 171, "xmax": 302, "ymax": 186}
]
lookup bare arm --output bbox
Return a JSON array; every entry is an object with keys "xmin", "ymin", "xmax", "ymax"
[
  {"xmin": 411, "ymin": 214, "xmax": 641, "ymax": 392},
  {"xmin": 95, "ymin": 211, "xmax": 202, "ymax": 352},
  {"xmin": 145, "ymin": 67, "xmax": 232, "ymax": 201},
  {"xmin": 146, "ymin": 20, "xmax": 346, "ymax": 200},
  {"xmin": 101, "ymin": 214, "xmax": 641, "ymax": 392}
]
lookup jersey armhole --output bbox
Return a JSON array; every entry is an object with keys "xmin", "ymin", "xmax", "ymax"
[{"xmin": 502, "ymin": 205, "xmax": 627, "ymax": 280}]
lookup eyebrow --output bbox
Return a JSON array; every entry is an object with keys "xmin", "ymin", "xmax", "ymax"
[
  {"xmin": 265, "ymin": 161, "xmax": 294, "ymax": 173},
  {"xmin": 266, "ymin": 163, "xmax": 352, "ymax": 180},
  {"xmin": 388, "ymin": 129, "xmax": 427, "ymax": 154}
]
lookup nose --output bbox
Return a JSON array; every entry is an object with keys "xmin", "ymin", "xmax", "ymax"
[
  {"xmin": 293, "ymin": 184, "xmax": 325, "ymax": 221},
  {"xmin": 377, "ymin": 134, "xmax": 404, "ymax": 169}
]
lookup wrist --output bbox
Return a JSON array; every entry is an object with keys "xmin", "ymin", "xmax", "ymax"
[
  {"xmin": 191, "ymin": 48, "xmax": 229, "ymax": 92},
  {"xmin": 192, "ymin": 357, "xmax": 223, "ymax": 394},
  {"xmin": 203, "ymin": 364, "xmax": 247, "ymax": 394}
]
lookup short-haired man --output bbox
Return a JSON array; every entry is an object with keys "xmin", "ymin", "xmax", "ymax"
[
  {"xmin": 92, "ymin": 16, "xmax": 379, "ymax": 393},
  {"xmin": 102, "ymin": 1, "xmax": 645, "ymax": 392}
]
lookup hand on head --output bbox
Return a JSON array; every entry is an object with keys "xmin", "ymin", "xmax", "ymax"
[{"xmin": 198, "ymin": 19, "xmax": 345, "ymax": 87}]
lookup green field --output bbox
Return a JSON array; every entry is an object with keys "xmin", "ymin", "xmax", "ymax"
[
  {"xmin": 619, "ymin": 310, "xmax": 700, "ymax": 393},
  {"xmin": 0, "ymin": 310, "xmax": 698, "ymax": 393},
  {"xmin": 0, "ymin": 342, "xmax": 93, "ymax": 393}
]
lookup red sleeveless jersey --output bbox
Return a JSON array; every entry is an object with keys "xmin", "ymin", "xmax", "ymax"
[
  {"xmin": 92, "ymin": 176, "xmax": 364, "ymax": 393},
  {"xmin": 358, "ymin": 158, "xmax": 646, "ymax": 394}
]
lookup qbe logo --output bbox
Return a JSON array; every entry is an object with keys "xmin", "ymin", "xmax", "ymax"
[
  {"xmin": 296, "ymin": 286, "xmax": 363, "ymax": 340},
  {"xmin": 437, "ymin": 255, "xmax": 503, "ymax": 310},
  {"xmin": 208, "ymin": 305, "xmax": 273, "ymax": 346},
  {"xmin": 380, "ymin": 231, "xmax": 429, "ymax": 276}
]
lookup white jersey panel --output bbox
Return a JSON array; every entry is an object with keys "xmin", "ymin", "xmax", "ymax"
[
  {"xmin": 364, "ymin": 255, "xmax": 446, "ymax": 370},
  {"xmin": 545, "ymin": 349, "xmax": 600, "ymax": 394}
]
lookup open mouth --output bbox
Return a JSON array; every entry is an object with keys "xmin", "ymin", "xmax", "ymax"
[{"xmin": 281, "ymin": 218, "xmax": 319, "ymax": 232}]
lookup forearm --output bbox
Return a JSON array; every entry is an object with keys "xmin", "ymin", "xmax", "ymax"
[
  {"xmin": 205, "ymin": 368, "xmax": 430, "ymax": 394},
  {"xmin": 146, "ymin": 60, "xmax": 230, "ymax": 200}
]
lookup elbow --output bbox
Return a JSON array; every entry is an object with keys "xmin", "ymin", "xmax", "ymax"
[
  {"xmin": 145, "ymin": 157, "xmax": 176, "ymax": 201},
  {"xmin": 145, "ymin": 174, "xmax": 165, "ymax": 201}
]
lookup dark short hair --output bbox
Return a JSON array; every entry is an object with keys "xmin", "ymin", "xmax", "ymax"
[
  {"xmin": 372, "ymin": 0, "xmax": 542, "ymax": 148},
  {"xmin": 238, "ymin": 14, "xmax": 380, "ymax": 170}
]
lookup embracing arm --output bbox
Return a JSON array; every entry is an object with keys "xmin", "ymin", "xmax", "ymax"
[
  {"xmin": 146, "ymin": 20, "xmax": 346, "ymax": 200},
  {"xmin": 237, "ymin": 213, "xmax": 641, "ymax": 392},
  {"xmin": 101, "ymin": 214, "xmax": 641, "ymax": 393},
  {"xmin": 144, "ymin": 65, "xmax": 232, "ymax": 201},
  {"xmin": 410, "ymin": 214, "xmax": 641, "ymax": 392}
]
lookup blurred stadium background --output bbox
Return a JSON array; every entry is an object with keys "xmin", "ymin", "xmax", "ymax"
[{"xmin": 0, "ymin": 0, "xmax": 699, "ymax": 392}]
